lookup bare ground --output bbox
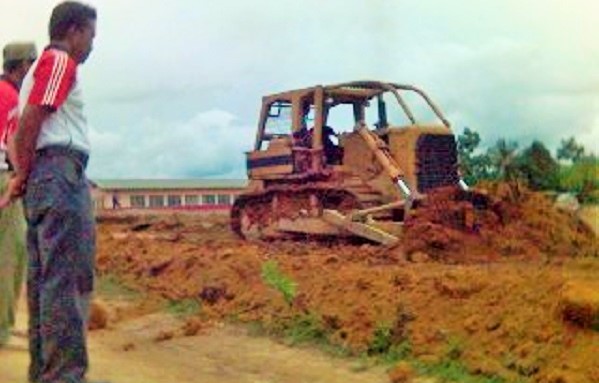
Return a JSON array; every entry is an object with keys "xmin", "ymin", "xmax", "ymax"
[{"xmin": 0, "ymin": 294, "xmax": 395, "ymax": 383}]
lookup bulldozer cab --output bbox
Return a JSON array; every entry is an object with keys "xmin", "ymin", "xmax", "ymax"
[{"xmin": 246, "ymin": 81, "xmax": 458, "ymax": 191}]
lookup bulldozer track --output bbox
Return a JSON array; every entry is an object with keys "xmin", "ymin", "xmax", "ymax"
[{"xmin": 230, "ymin": 179, "xmax": 387, "ymax": 241}]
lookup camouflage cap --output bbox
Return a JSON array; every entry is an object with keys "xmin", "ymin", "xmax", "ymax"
[{"xmin": 3, "ymin": 42, "xmax": 38, "ymax": 64}]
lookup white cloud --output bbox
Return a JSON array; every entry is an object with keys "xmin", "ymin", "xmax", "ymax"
[
  {"xmin": 1, "ymin": 0, "xmax": 598, "ymax": 177},
  {"xmin": 87, "ymin": 109, "xmax": 254, "ymax": 179}
]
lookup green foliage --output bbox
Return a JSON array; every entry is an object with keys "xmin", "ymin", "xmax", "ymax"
[
  {"xmin": 558, "ymin": 155, "xmax": 599, "ymax": 202},
  {"xmin": 261, "ymin": 260, "xmax": 297, "ymax": 305},
  {"xmin": 166, "ymin": 298, "xmax": 202, "ymax": 317},
  {"xmin": 457, "ymin": 127, "xmax": 494, "ymax": 185},
  {"xmin": 96, "ymin": 274, "xmax": 140, "ymax": 300},
  {"xmin": 457, "ymin": 128, "xmax": 523, "ymax": 185},
  {"xmin": 457, "ymin": 130, "xmax": 596, "ymax": 196},
  {"xmin": 416, "ymin": 360, "xmax": 508, "ymax": 383},
  {"xmin": 367, "ymin": 323, "xmax": 412, "ymax": 364},
  {"xmin": 444, "ymin": 336, "xmax": 464, "ymax": 360},
  {"xmin": 411, "ymin": 335, "xmax": 530, "ymax": 383},
  {"xmin": 557, "ymin": 136, "xmax": 585, "ymax": 163},
  {"xmin": 488, "ymin": 138, "xmax": 520, "ymax": 182},
  {"xmin": 458, "ymin": 127, "xmax": 481, "ymax": 156},
  {"xmin": 247, "ymin": 314, "xmax": 350, "ymax": 357},
  {"xmin": 516, "ymin": 140, "xmax": 559, "ymax": 190},
  {"xmin": 382, "ymin": 341, "xmax": 413, "ymax": 365},
  {"xmin": 368, "ymin": 323, "xmax": 394, "ymax": 355},
  {"xmin": 284, "ymin": 313, "xmax": 328, "ymax": 345}
]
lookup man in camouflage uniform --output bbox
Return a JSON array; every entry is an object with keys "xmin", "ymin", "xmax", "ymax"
[{"xmin": 0, "ymin": 42, "xmax": 37, "ymax": 347}]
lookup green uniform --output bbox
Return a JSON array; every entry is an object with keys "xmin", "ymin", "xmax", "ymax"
[{"xmin": 0, "ymin": 171, "xmax": 27, "ymax": 346}]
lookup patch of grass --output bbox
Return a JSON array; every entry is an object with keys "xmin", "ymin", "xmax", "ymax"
[
  {"xmin": 367, "ymin": 322, "xmax": 412, "ymax": 364},
  {"xmin": 368, "ymin": 323, "xmax": 394, "ymax": 355},
  {"xmin": 409, "ymin": 336, "xmax": 517, "ymax": 383},
  {"xmin": 244, "ymin": 313, "xmax": 350, "ymax": 358},
  {"xmin": 245, "ymin": 320, "xmax": 269, "ymax": 337},
  {"xmin": 96, "ymin": 274, "xmax": 140, "ymax": 300},
  {"xmin": 381, "ymin": 341, "xmax": 413, "ymax": 365},
  {"xmin": 284, "ymin": 313, "xmax": 328, "ymax": 346},
  {"xmin": 261, "ymin": 260, "xmax": 297, "ymax": 305},
  {"xmin": 350, "ymin": 354, "xmax": 378, "ymax": 373},
  {"xmin": 445, "ymin": 336, "xmax": 464, "ymax": 361},
  {"xmin": 416, "ymin": 359, "xmax": 509, "ymax": 383},
  {"xmin": 165, "ymin": 298, "xmax": 202, "ymax": 317}
]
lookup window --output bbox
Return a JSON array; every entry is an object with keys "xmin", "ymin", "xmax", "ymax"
[
  {"xmin": 202, "ymin": 194, "xmax": 216, "ymax": 205},
  {"xmin": 167, "ymin": 195, "xmax": 182, "ymax": 207},
  {"xmin": 130, "ymin": 195, "xmax": 146, "ymax": 208},
  {"xmin": 325, "ymin": 103, "xmax": 357, "ymax": 133},
  {"xmin": 185, "ymin": 195, "xmax": 199, "ymax": 206},
  {"xmin": 264, "ymin": 101, "xmax": 292, "ymax": 137},
  {"xmin": 149, "ymin": 195, "xmax": 165, "ymax": 208},
  {"xmin": 217, "ymin": 194, "xmax": 231, "ymax": 205}
]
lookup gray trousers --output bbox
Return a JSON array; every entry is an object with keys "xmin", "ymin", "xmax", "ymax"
[{"xmin": 23, "ymin": 146, "xmax": 95, "ymax": 383}]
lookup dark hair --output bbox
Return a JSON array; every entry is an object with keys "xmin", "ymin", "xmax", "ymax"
[
  {"xmin": 3, "ymin": 60, "xmax": 19, "ymax": 73},
  {"xmin": 49, "ymin": 1, "xmax": 97, "ymax": 40},
  {"xmin": 3, "ymin": 58, "xmax": 34, "ymax": 73}
]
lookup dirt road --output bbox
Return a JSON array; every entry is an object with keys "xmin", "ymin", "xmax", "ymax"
[{"xmin": 0, "ymin": 297, "xmax": 392, "ymax": 383}]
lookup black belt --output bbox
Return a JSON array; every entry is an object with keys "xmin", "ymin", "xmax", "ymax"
[{"xmin": 36, "ymin": 145, "xmax": 89, "ymax": 169}]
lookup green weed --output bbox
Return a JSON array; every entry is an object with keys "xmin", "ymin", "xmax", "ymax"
[
  {"xmin": 368, "ymin": 323, "xmax": 394, "ymax": 355},
  {"xmin": 445, "ymin": 336, "xmax": 464, "ymax": 360},
  {"xmin": 284, "ymin": 313, "xmax": 328, "ymax": 346},
  {"xmin": 165, "ymin": 298, "xmax": 202, "ymax": 317},
  {"xmin": 367, "ymin": 320, "xmax": 413, "ymax": 362},
  {"xmin": 416, "ymin": 359, "xmax": 508, "ymax": 383},
  {"xmin": 261, "ymin": 260, "xmax": 297, "ymax": 305},
  {"xmin": 96, "ymin": 274, "xmax": 140, "ymax": 300}
]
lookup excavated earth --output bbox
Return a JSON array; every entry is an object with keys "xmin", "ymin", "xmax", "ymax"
[{"xmin": 96, "ymin": 185, "xmax": 599, "ymax": 383}]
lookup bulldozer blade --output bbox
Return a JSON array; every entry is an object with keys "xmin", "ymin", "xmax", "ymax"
[
  {"xmin": 277, "ymin": 217, "xmax": 343, "ymax": 235},
  {"xmin": 322, "ymin": 209, "xmax": 400, "ymax": 245}
]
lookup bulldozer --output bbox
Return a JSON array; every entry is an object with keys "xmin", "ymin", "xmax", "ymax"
[{"xmin": 231, "ymin": 81, "xmax": 485, "ymax": 245}]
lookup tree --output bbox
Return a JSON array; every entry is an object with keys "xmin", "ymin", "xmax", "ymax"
[
  {"xmin": 488, "ymin": 138, "xmax": 520, "ymax": 182},
  {"xmin": 557, "ymin": 137, "xmax": 585, "ymax": 163},
  {"xmin": 457, "ymin": 127, "xmax": 480, "ymax": 157},
  {"xmin": 558, "ymin": 154, "xmax": 599, "ymax": 202},
  {"xmin": 517, "ymin": 140, "xmax": 559, "ymax": 190},
  {"xmin": 457, "ymin": 127, "xmax": 493, "ymax": 185}
]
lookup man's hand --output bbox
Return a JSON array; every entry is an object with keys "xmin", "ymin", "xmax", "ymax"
[{"xmin": 0, "ymin": 173, "xmax": 26, "ymax": 208}]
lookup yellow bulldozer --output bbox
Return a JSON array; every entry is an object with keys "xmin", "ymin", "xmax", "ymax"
[{"xmin": 231, "ymin": 81, "xmax": 486, "ymax": 245}]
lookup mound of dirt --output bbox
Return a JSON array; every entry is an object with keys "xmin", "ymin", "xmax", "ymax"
[
  {"xmin": 404, "ymin": 183, "xmax": 597, "ymax": 263},
  {"xmin": 89, "ymin": 299, "xmax": 110, "ymax": 330},
  {"xmin": 560, "ymin": 281, "xmax": 599, "ymax": 329},
  {"xmin": 95, "ymin": 188, "xmax": 599, "ymax": 383}
]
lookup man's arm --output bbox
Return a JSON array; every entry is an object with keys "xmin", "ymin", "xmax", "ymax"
[
  {"xmin": 0, "ymin": 105, "xmax": 50, "ymax": 208},
  {"xmin": 6, "ymin": 128, "xmax": 19, "ymax": 173},
  {"xmin": 13, "ymin": 105, "xmax": 51, "ymax": 179}
]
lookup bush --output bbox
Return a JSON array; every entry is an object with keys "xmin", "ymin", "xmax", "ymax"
[{"xmin": 558, "ymin": 156, "xmax": 599, "ymax": 203}]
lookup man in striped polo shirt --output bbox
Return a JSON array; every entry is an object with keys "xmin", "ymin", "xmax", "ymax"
[{"xmin": 1, "ymin": 2, "xmax": 108, "ymax": 383}]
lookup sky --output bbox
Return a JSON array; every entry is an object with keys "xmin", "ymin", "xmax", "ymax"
[{"xmin": 1, "ymin": 0, "xmax": 598, "ymax": 179}]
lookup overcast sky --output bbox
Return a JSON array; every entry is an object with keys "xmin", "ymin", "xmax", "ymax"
[{"xmin": 1, "ymin": 0, "xmax": 598, "ymax": 179}]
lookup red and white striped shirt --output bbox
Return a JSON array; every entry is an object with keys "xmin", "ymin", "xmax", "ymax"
[
  {"xmin": 19, "ymin": 45, "xmax": 90, "ymax": 153},
  {"xmin": 0, "ymin": 76, "xmax": 19, "ymax": 169}
]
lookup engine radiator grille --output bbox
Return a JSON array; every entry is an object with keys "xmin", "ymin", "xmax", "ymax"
[{"xmin": 415, "ymin": 134, "xmax": 460, "ymax": 193}]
